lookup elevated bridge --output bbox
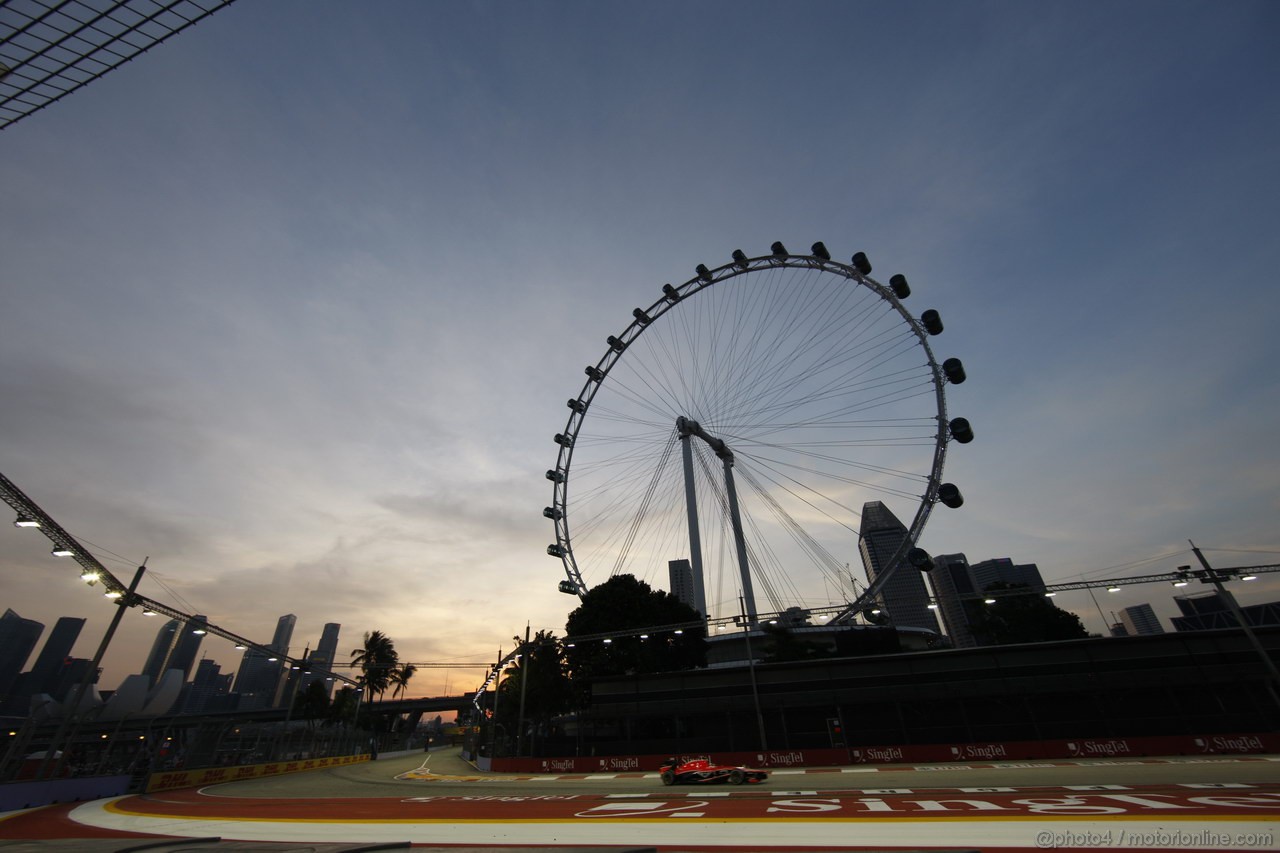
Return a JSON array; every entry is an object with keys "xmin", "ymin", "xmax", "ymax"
[{"xmin": 363, "ymin": 694, "xmax": 477, "ymax": 719}]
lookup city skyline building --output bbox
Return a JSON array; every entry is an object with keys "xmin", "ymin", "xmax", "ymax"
[
  {"xmin": 26, "ymin": 616, "xmax": 85, "ymax": 696},
  {"xmin": 315, "ymin": 622, "xmax": 340, "ymax": 667},
  {"xmin": 1119, "ymin": 603, "xmax": 1164, "ymax": 636},
  {"xmin": 969, "ymin": 558, "xmax": 1046, "ymax": 592},
  {"xmin": 0, "ymin": 606, "xmax": 356, "ymax": 717},
  {"xmin": 270, "ymin": 613, "xmax": 297, "ymax": 654},
  {"xmin": 164, "ymin": 615, "xmax": 208, "ymax": 680},
  {"xmin": 2, "ymin": 615, "xmax": 90, "ymax": 710},
  {"xmin": 50, "ymin": 657, "xmax": 97, "ymax": 703},
  {"xmin": 668, "ymin": 559, "xmax": 695, "ymax": 612},
  {"xmin": 928, "ymin": 553, "xmax": 980, "ymax": 648},
  {"xmin": 0, "ymin": 608, "xmax": 43, "ymax": 701},
  {"xmin": 231, "ymin": 649, "xmax": 277, "ymax": 710},
  {"xmin": 858, "ymin": 501, "xmax": 939, "ymax": 633},
  {"xmin": 1171, "ymin": 591, "xmax": 1280, "ymax": 632},
  {"xmin": 233, "ymin": 613, "xmax": 298, "ymax": 710},
  {"xmin": 922, "ymin": 553, "xmax": 1071, "ymax": 648},
  {"xmin": 301, "ymin": 622, "xmax": 341, "ymax": 697},
  {"xmin": 183, "ymin": 658, "xmax": 234, "ymax": 713},
  {"xmin": 141, "ymin": 619, "xmax": 180, "ymax": 686},
  {"xmin": 276, "ymin": 644, "xmax": 311, "ymax": 708}
]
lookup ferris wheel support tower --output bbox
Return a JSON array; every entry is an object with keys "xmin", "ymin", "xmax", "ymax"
[{"xmin": 677, "ymin": 416, "xmax": 756, "ymax": 625}]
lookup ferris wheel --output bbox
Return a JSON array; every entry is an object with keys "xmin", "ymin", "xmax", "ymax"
[{"xmin": 545, "ymin": 242, "xmax": 972, "ymax": 625}]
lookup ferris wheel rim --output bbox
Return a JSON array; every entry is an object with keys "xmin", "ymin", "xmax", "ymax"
[{"xmin": 547, "ymin": 247, "xmax": 953, "ymax": 606}]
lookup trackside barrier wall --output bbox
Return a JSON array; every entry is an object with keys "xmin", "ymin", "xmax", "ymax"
[
  {"xmin": 488, "ymin": 731, "xmax": 1279, "ymax": 773},
  {"xmin": 146, "ymin": 752, "xmax": 369, "ymax": 792},
  {"xmin": 0, "ymin": 774, "xmax": 132, "ymax": 811}
]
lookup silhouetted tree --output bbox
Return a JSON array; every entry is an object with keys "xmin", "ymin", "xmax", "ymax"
[
  {"xmin": 495, "ymin": 630, "xmax": 572, "ymax": 736},
  {"xmin": 564, "ymin": 575, "xmax": 705, "ymax": 699},
  {"xmin": 351, "ymin": 630, "xmax": 399, "ymax": 700},
  {"xmin": 390, "ymin": 663, "xmax": 417, "ymax": 700},
  {"xmin": 292, "ymin": 680, "xmax": 330, "ymax": 732},
  {"xmin": 967, "ymin": 582, "xmax": 1089, "ymax": 645},
  {"xmin": 327, "ymin": 685, "xmax": 359, "ymax": 727}
]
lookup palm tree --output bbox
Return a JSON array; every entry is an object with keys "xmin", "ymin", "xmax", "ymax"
[
  {"xmin": 351, "ymin": 630, "xmax": 398, "ymax": 701},
  {"xmin": 389, "ymin": 663, "xmax": 418, "ymax": 700}
]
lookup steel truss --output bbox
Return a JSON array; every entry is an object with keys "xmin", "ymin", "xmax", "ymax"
[
  {"xmin": 1, "ymin": 0, "xmax": 238, "ymax": 130},
  {"xmin": 0, "ymin": 470, "xmax": 356, "ymax": 686}
]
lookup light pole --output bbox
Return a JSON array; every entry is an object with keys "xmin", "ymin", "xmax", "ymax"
[
  {"xmin": 1188, "ymin": 541, "xmax": 1280, "ymax": 713},
  {"xmin": 352, "ymin": 685, "xmax": 364, "ymax": 756},
  {"xmin": 515, "ymin": 624, "xmax": 530, "ymax": 758},
  {"xmin": 740, "ymin": 596, "xmax": 768, "ymax": 752},
  {"xmin": 1086, "ymin": 587, "xmax": 1110, "ymax": 633}
]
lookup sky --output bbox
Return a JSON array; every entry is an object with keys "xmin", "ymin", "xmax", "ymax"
[{"xmin": 2, "ymin": 0, "xmax": 1278, "ymax": 699}]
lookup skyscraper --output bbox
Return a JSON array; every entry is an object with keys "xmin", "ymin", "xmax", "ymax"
[
  {"xmin": 668, "ymin": 559, "xmax": 695, "ymax": 612},
  {"xmin": 314, "ymin": 622, "xmax": 340, "ymax": 671},
  {"xmin": 301, "ymin": 622, "xmax": 342, "ymax": 697},
  {"xmin": 858, "ymin": 501, "xmax": 939, "ymax": 633},
  {"xmin": 0, "ymin": 609, "xmax": 44, "ymax": 700},
  {"xmin": 26, "ymin": 616, "xmax": 85, "ymax": 696},
  {"xmin": 1119, "ymin": 603, "xmax": 1164, "ymax": 635},
  {"xmin": 141, "ymin": 619, "xmax": 180, "ymax": 686},
  {"xmin": 183, "ymin": 658, "xmax": 234, "ymax": 713},
  {"xmin": 233, "ymin": 614, "xmax": 297, "ymax": 710},
  {"xmin": 270, "ymin": 614, "xmax": 297, "ymax": 655},
  {"xmin": 1171, "ymin": 591, "xmax": 1280, "ymax": 631},
  {"xmin": 50, "ymin": 657, "xmax": 97, "ymax": 704},
  {"xmin": 921, "ymin": 554, "xmax": 1063, "ymax": 647},
  {"xmin": 929, "ymin": 553, "xmax": 981, "ymax": 648},
  {"xmin": 232, "ymin": 649, "xmax": 276, "ymax": 710},
  {"xmin": 165, "ymin": 615, "xmax": 208, "ymax": 680},
  {"xmin": 969, "ymin": 558, "xmax": 1046, "ymax": 592}
]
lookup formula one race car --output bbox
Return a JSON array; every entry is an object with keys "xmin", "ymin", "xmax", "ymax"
[{"xmin": 658, "ymin": 757, "xmax": 769, "ymax": 785}]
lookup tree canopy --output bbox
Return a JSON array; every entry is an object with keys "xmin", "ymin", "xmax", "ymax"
[
  {"xmin": 328, "ymin": 685, "xmax": 360, "ymax": 727},
  {"xmin": 564, "ymin": 574, "xmax": 705, "ymax": 691},
  {"xmin": 351, "ymin": 630, "xmax": 399, "ymax": 699},
  {"xmin": 291, "ymin": 680, "xmax": 331, "ymax": 730},
  {"xmin": 389, "ymin": 663, "xmax": 417, "ymax": 700},
  {"xmin": 495, "ymin": 629, "xmax": 572, "ymax": 729},
  {"xmin": 967, "ymin": 582, "xmax": 1089, "ymax": 645}
]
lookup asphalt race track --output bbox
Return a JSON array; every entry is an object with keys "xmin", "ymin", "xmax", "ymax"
[{"xmin": 1, "ymin": 748, "xmax": 1278, "ymax": 851}]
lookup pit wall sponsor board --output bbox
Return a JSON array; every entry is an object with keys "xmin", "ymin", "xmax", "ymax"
[
  {"xmin": 489, "ymin": 732, "xmax": 1279, "ymax": 774},
  {"xmin": 146, "ymin": 753, "xmax": 369, "ymax": 792}
]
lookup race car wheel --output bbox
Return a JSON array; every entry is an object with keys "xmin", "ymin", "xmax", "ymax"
[
  {"xmin": 729, "ymin": 769, "xmax": 745, "ymax": 785},
  {"xmin": 661, "ymin": 770, "xmax": 676, "ymax": 786}
]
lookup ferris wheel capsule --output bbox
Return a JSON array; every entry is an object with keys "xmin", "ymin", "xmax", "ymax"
[
  {"xmin": 949, "ymin": 417, "xmax": 975, "ymax": 443},
  {"xmin": 921, "ymin": 309, "xmax": 944, "ymax": 335},
  {"xmin": 942, "ymin": 358, "xmax": 967, "ymax": 384}
]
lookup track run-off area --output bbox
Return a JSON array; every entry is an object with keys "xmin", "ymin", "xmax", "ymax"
[{"xmin": 3, "ymin": 748, "xmax": 1278, "ymax": 851}]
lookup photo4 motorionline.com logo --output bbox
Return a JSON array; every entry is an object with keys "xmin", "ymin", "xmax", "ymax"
[{"xmin": 1036, "ymin": 828, "xmax": 1276, "ymax": 849}]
